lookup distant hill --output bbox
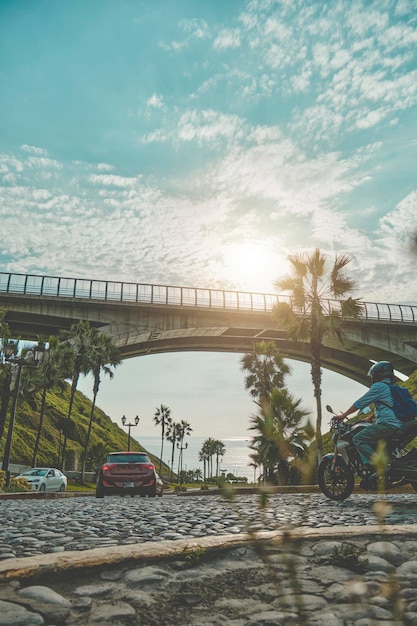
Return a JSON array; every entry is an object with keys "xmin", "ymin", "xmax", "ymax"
[{"xmin": 0, "ymin": 382, "xmax": 171, "ymax": 478}]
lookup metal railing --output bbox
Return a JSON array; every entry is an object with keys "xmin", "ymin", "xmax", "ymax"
[{"xmin": 0, "ymin": 271, "xmax": 416, "ymax": 323}]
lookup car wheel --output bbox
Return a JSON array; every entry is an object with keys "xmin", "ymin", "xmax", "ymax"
[
  {"xmin": 59, "ymin": 484, "xmax": 66, "ymax": 492},
  {"xmin": 39, "ymin": 484, "xmax": 46, "ymax": 492}
]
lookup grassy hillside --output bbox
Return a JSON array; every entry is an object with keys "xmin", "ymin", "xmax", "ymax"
[{"xmin": 0, "ymin": 382, "xmax": 170, "ymax": 478}]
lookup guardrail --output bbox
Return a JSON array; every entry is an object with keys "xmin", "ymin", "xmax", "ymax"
[{"xmin": 0, "ymin": 271, "xmax": 416, "ymax": 323}]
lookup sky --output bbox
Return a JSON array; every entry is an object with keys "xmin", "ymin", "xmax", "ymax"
[{"xmin": 1, "ymin": 0, "xmax": 417, "ymax": 442}]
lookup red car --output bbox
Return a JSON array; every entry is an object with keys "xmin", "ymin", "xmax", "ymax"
[{"xmin": 95, "ymin": 452, "xmax": 163, "ymax": 498}]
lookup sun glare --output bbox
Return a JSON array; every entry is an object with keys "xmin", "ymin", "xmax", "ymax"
[{"xmin": 222, "ymin": 242, "xmax": 288, "ymax": 293}]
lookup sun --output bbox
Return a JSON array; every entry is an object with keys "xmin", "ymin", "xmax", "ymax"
[{"xmin": 222, "ymin": 242, "xmax": 289, "ymax": 293}]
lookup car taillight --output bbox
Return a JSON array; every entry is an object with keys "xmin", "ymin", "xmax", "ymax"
[
  {"xmin": 144, "ymin": 464, "xmax": 154, "ymax": 470},
  {"xmin": 102, "ymin": 464, "xmax": 117, "ymax": 471}
]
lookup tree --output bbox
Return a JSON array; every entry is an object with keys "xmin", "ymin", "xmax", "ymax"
[
  {"xmin": 249, "ymin": 387, "xmax": 312, "ymax": 485},
  {"xmin": 166, "ymin": 420, "xmax": 180, "ymax": 482},
  {"xmin": 60, "ymin": 321, "xmax": 94, "ymax": 470},
  {"xmin": 81, "ymin": 330, "xmax": 121, "ymax": 481},
  {"xmin": 0, "ymin": 310, "xmax": 12, "ymax": 440},
  {"xmin": 89, "ymin": 441, "xmax": 111, "ymax": 468},
  {"xmin": 273, "ymin": 248, "xmax": 362, "ymax": 461},
  {"xmin": 241, "ymin": 340, "xmax": 290, "ymax": 409},
  {"xmin": 200, "ymin": 437, "xmax": 216, "ymax": 479},
  {"xmin": 214, "ymin": 440, "xmax": 226, "ymax": 477},
  {"xmin": 198, "ymin": 447, "xmax": 209, "ymax": 482},
  {"xmin": 153, "ymin": 404, "xmax": 171, "ymax": 474},
  {"xmin": 32, "ymin": 336, "xmax": 69, "ymax": 467},
  {"xmin": 194, "ymin": 467, "xmax": 203, "ymax": 482}
]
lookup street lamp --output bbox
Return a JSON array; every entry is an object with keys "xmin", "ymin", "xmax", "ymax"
[
  {"xmin": 121, "ymin": 414, "xmax": 139, "ymax": 452},
  {"xmin": 176, "ymin": 441, "xmax": 188, "ymax": 484},
  {"xmin": 1, "ymin": 340, "xmax": 45, "ymax": 487}
]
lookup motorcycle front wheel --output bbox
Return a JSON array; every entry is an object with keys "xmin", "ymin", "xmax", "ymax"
[{"xmin": 318, "ymin": 456, "xmax": 355, "ymax": 501}]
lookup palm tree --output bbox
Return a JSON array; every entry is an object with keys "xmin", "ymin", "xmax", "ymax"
[
  {"xmin": 273, "ymin": 248, "xmax": 362, "ymax": 461},
  {"xmin": 241, "ymin": 340, "xmax": 290, "ymax": 409},
  {"xmin": 200, "ymin": 437, "xmax": 216, "ymax": 479},
  {"xmin": 81, "ymin": 330, "xmax": 121, "ymax": 481},
  {"xmin": 166, "ymin": 420, "xmax": 180, "ymax": 482},
  {"xmin": 249, "ymin": 387, "xmax": 311, "ymax": 485},
  {"xmin": 198, "ymin": 448, "xmax": 209, "ymax": 482},
  {"xmin": 153, "ymin": 404, "xmax": 171, "ymax": 474},
  {"xmin": 214, "ymin": 440, "xmax": 226, "ymax": 477},
  {"xmin": 89, "ymin": 441, "xmax": 111, "ymax": 472},
  {"xmin": 194, "ymin": 467, "xmax": 203, "ymax": 482},
  {"xmin": 60, "ymin": 320, "xmax": 94, "ymax": 470},
  {"xmin": 32, "ymin": 336, "xmax": 68, "ymax": 467},
  {"xmin": 0, "ymin": 311, "xmax": 12, "ymax": 441}
]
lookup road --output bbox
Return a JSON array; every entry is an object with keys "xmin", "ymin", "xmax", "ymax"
[{"xmin": 1, "ymin": 491, "xmax": 417, "ymax": 562}]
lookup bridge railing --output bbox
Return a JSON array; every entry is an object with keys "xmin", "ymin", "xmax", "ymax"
[{"xmin": 0, "ymin": 271, "xmax": 416, "ymax": 323}]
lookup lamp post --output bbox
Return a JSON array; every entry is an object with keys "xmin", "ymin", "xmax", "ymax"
[
  {"xmin": 57, "ymin": 429, "xmax": 63, "ymax": 467},
  {"xmin": 176, "ymin": 441, "xmax": 188, "ymax": 484},
  {"xmin": 1, "ymin": 340, "xmax": 45, "ymax": 487},
  {"xmin": 121, "ymin": 415, "xmax": 139, "ymax": 451}
]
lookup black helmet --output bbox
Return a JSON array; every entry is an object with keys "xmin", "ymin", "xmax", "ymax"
[{"xmin": 368, "ymin": 361, "xmax": 394, "ymax": 384}]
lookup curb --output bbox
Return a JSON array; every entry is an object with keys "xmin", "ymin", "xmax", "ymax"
[
  {"xmin": 2, "ymin": 524, "xmax": 417, "ymax": 583},
  {"xmin": 1, "ymin": 483, "xmax": 415, "ymax": 498}
]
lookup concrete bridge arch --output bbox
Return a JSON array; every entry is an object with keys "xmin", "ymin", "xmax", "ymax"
[{"xmin": 0, "ymin": 271, "xmax": 416, "ymax": 386}]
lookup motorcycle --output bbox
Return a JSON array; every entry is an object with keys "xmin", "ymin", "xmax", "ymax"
[{"xmin": 317, "ymin": 405, "xmax": 417, "ymax": 500}]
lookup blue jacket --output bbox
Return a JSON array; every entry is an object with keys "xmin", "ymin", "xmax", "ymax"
[{"xmin": 353, "ymin": 378, "xmax": 403, "ymax": 428}]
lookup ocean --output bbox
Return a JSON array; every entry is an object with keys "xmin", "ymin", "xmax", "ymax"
[{"xmin": 139, "ymin": 436, "xmax": 255, "ymax": 482}]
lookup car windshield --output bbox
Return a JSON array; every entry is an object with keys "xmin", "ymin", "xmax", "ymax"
[
  {"xmin": 23, "ymin": 469, "xmax": 48, "ymax": 476},
  {"xmin": 106, "ymin": 454, "xmax": 150, "ymax": 464}
]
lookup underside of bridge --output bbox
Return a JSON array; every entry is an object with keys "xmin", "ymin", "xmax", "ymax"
[{"xmin": 1, "ymin": 293, "xmax": 416, "ymax": 386}]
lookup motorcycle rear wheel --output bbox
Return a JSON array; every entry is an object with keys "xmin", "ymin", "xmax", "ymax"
[{"xmin": 318, "ymin": 457, "xmax": 355, "ymax": 501}]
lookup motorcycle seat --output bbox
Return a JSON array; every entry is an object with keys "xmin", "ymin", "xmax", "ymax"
[{"xmin": 391, "ymin": 420, "xmax": 417, "ymax": 448}]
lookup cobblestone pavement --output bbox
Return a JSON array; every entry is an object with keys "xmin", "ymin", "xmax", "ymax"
[
  {"xmin": 1, "ymin": 492, "xmax": 417, "ymax": 561},
  {"xmin": 1, "ymin": 493, "xmax": 417, "ymax": 624},
  {"xmin": 1, "ymin": 527, "xmax": 417, "ymax": 624}
]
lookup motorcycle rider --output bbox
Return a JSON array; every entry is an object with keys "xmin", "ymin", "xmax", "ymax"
[{"xmin": 334, "ymin": 361, "xmax": 403, "ymax": 477}]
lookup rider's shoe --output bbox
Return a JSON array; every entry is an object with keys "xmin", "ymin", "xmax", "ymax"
[{"xmin": 360, "ymin": 475, "xmax": 377, "ymax": 489}]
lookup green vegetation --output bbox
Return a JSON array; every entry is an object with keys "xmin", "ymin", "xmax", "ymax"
[
  {"xmin": 198, "ymin": 437, "xmax": 226, "ymax": 482},
  {"xmin": 0, "ymin": 313, "xmax": 170, "ymax": 480},
  {"xmin": 329, "ymin": 542, "xmax": 368, "ymax": 574},
  {"xmin": 0, "ymin": 470, "xmax": 30, "ymax": 492},
  {"xmin": 241, "ymin": 340, "xmax": 314, "ymax": 486},
  {"xmin": 0, "ymin": 381, "xmax": 169, "ymax": 478},
  {"xmin": 272, "ymin": 248, "xmax": 362, "ymax": 461}
]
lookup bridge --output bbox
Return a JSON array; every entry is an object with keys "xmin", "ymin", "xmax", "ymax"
[{"xmin": 0, "ymin": 272, "xmax": 416, "ymax": 386}]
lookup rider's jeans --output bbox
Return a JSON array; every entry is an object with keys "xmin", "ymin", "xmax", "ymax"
[{"xmin": 352, "ymin": 422, "xmax": 400, "ymax": 466}]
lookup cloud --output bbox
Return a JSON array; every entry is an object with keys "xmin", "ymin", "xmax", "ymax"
[
  {"xmin": 147, "ymin": 93, "xmax": 164, "ymax": 109},
  {"xmin": 21, "ymin": 145, "xmax": 48, "ymax": 156},
  {"xmin": 89, "ymin": 174, "xmax": 138, "ymax": 187},
  {"xmin": 213, "ymin": 28, "xmax": 241, "ymax": 50}
]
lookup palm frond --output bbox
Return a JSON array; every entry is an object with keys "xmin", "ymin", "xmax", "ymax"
[
  {"xmin": 341, "ymin": 297, "xmax": 363, "ymax": 318},
  {"xmin": 288, "ymin": 253, "xmax": 308, "ymax": 278},
  {"xmin": 306, "ymin": 248, "xmax": 326, "ymax": 278}
]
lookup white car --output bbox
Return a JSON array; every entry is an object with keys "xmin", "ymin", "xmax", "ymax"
[{"xmin": 17, "ymin": 467, "xmax": 67, "ymax": 492}]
